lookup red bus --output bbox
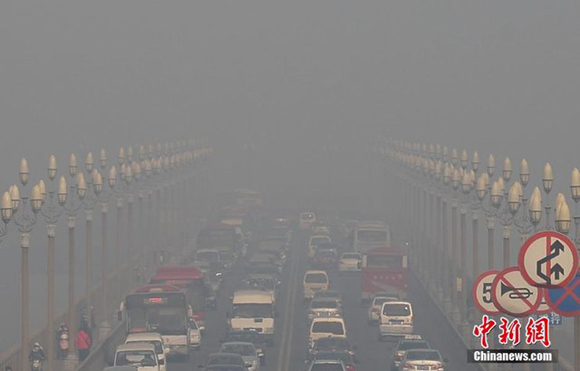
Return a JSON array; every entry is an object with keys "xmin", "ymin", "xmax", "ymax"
[
  {"xmin": 361, "ymin": 246, "xmax": 408, "ymax": 301},
  {"xmin": 149, "ymin": 266, "xmax": 206, "ymax": 329}
]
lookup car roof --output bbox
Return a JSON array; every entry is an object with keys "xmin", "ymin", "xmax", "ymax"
[
  {"xmin": 116, "ymin": 343, "xmax": 156, "ymax": 352},
  {"xmin": 311, "ymin": 317, "xmax": 345, "ymax": 323},
  {"xmin": 305, "ymin": 270, "xmax": 328, "ymax": 275},
  {"xmin": 221, "ymin": 341, "xmax": 255, "ymax": 347},
  {"xmin": 209, "ymin": 352, "xmax": 244, "ymax": 359},
  {"xmin": 125, "ymin": 333, "xmax": 163, "ymax": 341}
]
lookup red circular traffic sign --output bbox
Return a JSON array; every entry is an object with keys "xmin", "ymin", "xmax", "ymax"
[
  {"xmin": 472, "ymin": 270, "xmax": 501, "ymax": 315},
  {"xmin": 518, "ymin": 231, "xmax": 578, "ymax": 288},
  {"xmin": 491, "ymin": 266, "xmax": 541, "ymax": 317}
]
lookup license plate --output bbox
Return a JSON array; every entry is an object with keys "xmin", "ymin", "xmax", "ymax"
[
  {"xmin": 417, "ymin": 366, "xmax": 429, "ymax": 370},
  {"xmin": 390, "ymin": 320, "xmax": 403, "ymax": 324}
]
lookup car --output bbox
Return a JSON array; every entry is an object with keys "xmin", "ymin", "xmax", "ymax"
[
  {"xmin": 312, "ymin": 226, "xmax": 330, "ymax": 236},
  {"xmin": 307, "ymin": 359, "xmax": 346, "ymax": 371},
  {"xmin": 399, "ymin": 349, "xmax": 446, "ymax": 371},
  {"xmin": 308, "ymin": 235, "xmax": 332, "ymax": 258},
  {"xmin": 199, "ymin": 353, "xmax": 247, "ymax": 370},
  {"xmin": 311, "ymin": 248, "xmax": 338, "ymax": 270},
  {"xmin": 390, "ymin": 337, "xmax": 430, "ymax": 371},
  {"xmin": 218, "ymin": 250, "xmax": 237, "ymax": 271},
  {"xmin": 203, "ymin": 366, "xmax": 246, "ymax": 371},
  {"xmin": 222, "ymin": 330, "xmax": 267, "ymax": 365},
  {"xmin": 124, "ymin": 333, "xmax": 167, "ymax": 371},
  {"xmin": 338, "ymin": 252, "xmax": 362, "ymax": 273},
  {"xmin": 310, "ymin": 350, "xmax": 357, "ymax": 371},
  {"xmin": 367, "ymin": 296, "xmax": 399, "ymax": 324},
  {"xmin": 195, "ymin": 249, "xmax": 221, "ymax": 265},
  {"xmin": 308, "ymin": 317, "xmax": 347, "ymax": 348},
  {"xmin": 242, "ymin": 274, "xmax": 279, "ymax": 302},
  {"xmin": 114, "ymin": 343, "xmax": 159, "ymax": 371},
  {"xmin": 312, "ymin": 290, "xmax": 342, "ymax": 305},
  {"xmin": 219, "ymin": 342, "xmax": 260, "ymax": 371},
  {"xmin": 188, "ymin": 317, "xmax": 202, "ymax": 349},
  {"xmin": 308, "ymin": 298, "xmax": 343, "ymax": 323},
  {"xmin": 309, "ymin": 337, "xmax": 356, "ymax": 359},
  {"xmin": 379, "ymin": 301, "xmax": 413, "ymax": 341},
  {"xmin": 303, "ymin": 270, "xmax": 330, "ymax": 300},
  {"xmin": 103, "ymin": 367, "xmax": 138, "ymax": 371}
]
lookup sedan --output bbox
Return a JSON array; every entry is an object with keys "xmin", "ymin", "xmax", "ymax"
[
  {"xmin": 199, "ymin": 353, "xmax": 246, "ymax": 370},
  {"xmin": 400, "ymin": 349, "xmax": 447, "ymax": 371},
  {"xmin": 338, "ymin": 252, "xmax": 362, "ymax": 273},
  {"xmin": 219, "ymin": 342, "xmax": 260, "ymax": 371}
]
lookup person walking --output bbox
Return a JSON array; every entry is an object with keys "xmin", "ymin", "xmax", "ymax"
[{"xmin": 75, "ymin": 325, "xmax": 92, "ymax": 362}]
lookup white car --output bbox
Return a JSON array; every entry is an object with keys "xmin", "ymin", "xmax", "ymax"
[
  {"xmin": 303, "ymin": 270, "xmax": 329, "ymax": 300},
  {"xmin": 114, "ymin": 343, "xmax": 159, "ymax": 371},
  {"xmin": 338, "ymin": 252, "xmax": 362, "ymax": 272},
  {"xmin": 400, "ymin": 348, "xmax": 446, "ymax": 371},
  {"xmin": 308, "ymin": 317, "xmax": 347, "ymax": 348},
  {"xmin": 188, "ymin": 318, "xmax": 202, "ymax": 349},
  {"xmin": 367, "ymin": 296, "xmax": 399, "ymax": 324},
  {"xmin": 219, "ymin": 342, "xmax": 260, "ymax": 371},
  {"xmin": 124, "ymin": 333, "xmax": 167, "ymax": 371},
  {"xmin": 379, "ymin": 301, "xmax": 414, "ymax": 341}
]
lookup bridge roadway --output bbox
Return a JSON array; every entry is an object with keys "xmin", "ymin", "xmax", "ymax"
[{"xmin": 166, "ymin": 231, "xmax": 479, "ymax": 371}]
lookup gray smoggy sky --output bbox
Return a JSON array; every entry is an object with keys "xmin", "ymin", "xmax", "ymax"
[{"xmin": 1, "ymin": 0, "xmax": 580, "ymax": 351}]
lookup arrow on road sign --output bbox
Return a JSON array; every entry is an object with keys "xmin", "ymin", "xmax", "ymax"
[{"xmin": 537, "ymin": 240, "xmax": 565, "ymax": 285}]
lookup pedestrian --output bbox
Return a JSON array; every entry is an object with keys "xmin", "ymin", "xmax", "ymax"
[{"xmin": 75, "ymin": 325, "xmax": 92, "ymax": 362}]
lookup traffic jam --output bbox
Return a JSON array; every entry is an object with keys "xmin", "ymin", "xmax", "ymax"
[{"xmin": 106, "ymin": 189, "xmax": 456, "ymax": 371}]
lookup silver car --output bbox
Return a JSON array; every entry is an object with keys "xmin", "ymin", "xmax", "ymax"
[
  {"xmin": 308, "ymin": 298, "xmax": 343, "ymax": 323},
  {"xmin": 219, "ymin": 342, "xmax": 260, "ymax": 371}
]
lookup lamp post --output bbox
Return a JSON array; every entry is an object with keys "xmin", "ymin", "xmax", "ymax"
[
  {"xmin": 12, "ymin": 159, "xmax": 44, "ymax": 369},
  {"xmin": 40, "ymin": 154, "xmax": 67, "ymax": 371},
  {"xmin": 63, "ymin": 154, "xmax": 85, "ymax": 368},
  {"xmin": 81, "ymin": 152, "xmax": 98, "ymax": 331},
  {"xmin": 543, "ymin": 163, "xmax": 554, "ymax": 230},
  {"xmin": 0, "ymin": 191, "xmax": 12, "ymax": 244}
]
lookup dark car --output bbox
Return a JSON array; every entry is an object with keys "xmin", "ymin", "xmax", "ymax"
[
  {"xmin": 311, "ymin": 248, "xmax": 338, "ymax": 270},
  {"xmin": 309, "ymin": 337, "xmax": 357, "ymax": 360},
  {"xmin": 200, "ymin": 353, "xmax": 246, "ymax": 370},
  {"xmin": 222, "ymin": 330, "xmax": 267, "ymax": 364},
  {"xmin": 311, "ymin": 350, "xmax": 357, "ymax": 371}
]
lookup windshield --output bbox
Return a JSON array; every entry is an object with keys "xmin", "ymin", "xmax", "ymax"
[
  {"xmin": 311, "ymin": 322, "xmax": 345, "ymax": 335},
  {"xmin": 247, "ymin": 263, "xmax": 278, "ymax": 275},
  {"xmin": 314, "ymin": 291, "xmax": 339, "ymax": 300},
  {"xmin": 220, "ymin": 344, "xmax": 256, "ymax": 356},
  {"xmin": 196, "ymin": 251, "xmax": 220, "ymax": 262},
  {"xmin": 356, "ymin": 230, "xmax": 387, "ymax": 243},
  {"xmin": 406, "ymin": 350, "xmax": 441, "ymax": 361},
  {"xmin": 310, "ymin": 300, "xmax": 338, "ymax": 309},
  {"xmin": 367, "ymin": 255, "xmax": 403, "ymax": 268},
  {"xmin": 315, "ymin": 352, "xmax": 353, "ymax": 364},
  {"xmin": 310, "ymin": 364, "xmax": 344, "ymax": 371},
  {"xmin": 232, "ymin": 304, "xmax": 273, "ymax": 318},
  {"xmin": 126, "ymin": 340, "xmax": 163, "ymax": 354},
  {"xmin": 127, "ymin": 306, "xmax": 187, "ymax": 335},
  {"xmin": 305, "ymin": 274, "xmax": 328, "ymax": 284},
  {"xmin": 245, "ymin": 278, "xmax": 275, "ymax": 290},
  {"xmin": 115, "ymin": 351, "xmax": 156, "ymax": 366},
  {"xmin": 315, "ymin": 250, "xmax": 335, "ymax": 259},
  {"xmin": 315, "ymin": 338, "xmax": 350, "ymax": 349},
  {"xmin": 208, "ymin": 354, "xmax": 244, "ymax": 366},
  {"xmin": 383, "ymin": 303, "xmax": 412, "ymax": 317},
  {"xmin": 311, "ymin": 237, "xmax": 330, "ymax": 246},
  {"xmin": 373, "ymin": 297, "xmax": 395, "ymax": 306}
]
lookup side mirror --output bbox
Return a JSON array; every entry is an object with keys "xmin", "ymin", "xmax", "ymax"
[{"xmin": 117, "ymin": 310, "xmax": 122, "ymax": 321}]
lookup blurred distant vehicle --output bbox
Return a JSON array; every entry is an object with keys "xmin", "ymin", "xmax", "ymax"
[
  {"xmin": 307, "ymin": 298, "xmax": 343, "ymax": 323},
  {"xmin": 188, "ymin": 317, "xmax": 202, "ymax": 349},
  {"xmin": 311, "ymin": 248, "xmax": 338, "ymax": 270},
  {"xmin": 218, "ymin": 342, "xmax": 260, "ymax": 371},
  {"xmin": 338, "ymin": 252, "xmax": 362, "ymax": 273},
  {"xmin": 222, "ymin": 330, "xmax": 267, "ymax": 365},
  {"xmin": 308, "ymin": 235, "xmax": 332, "ymax": 258},
  {"xmin": 299, "ymin": 212, "xmax": 317, "ymax": 230},
  {"xmin": 309, "ymin": 337, "xmax": 356, "ymax": 359},
  {"xmin": 124, "ymin": 333, "xmax": 167, "ymax": 371},
  {"xmin": 242, "ymin": 274, "xmax": 279, "ymax": 302},
  {"xmin": 312, "ymin": 290, "xmax": 342, "ymax": 305},
  {"xmin": 308, "ymin": 317, "xmax": 347, "ymax": 348},
  {"xmin": 303, "ymin": 270, "xmax": 329, "ymax": 300},
  {"xmin": 309, "ymin": 351, "xmax": 357, "ymax": 371},
  {"xmin": 307, "ymin": 359, "xmax": 346, "ymax": 371},
  {"xmin": 199, "ymin": 353, "xmax": 247, "ymax": 371},
  {"xmin": 227, "ymin": 290, "xmax": 276, "ymax": 346},
  {"xmin": 351, "ymin": 221, "xmax": 391, "ymax": 254},
  {"xmin": 113, "ymin": 343, "xmax": 159, "ymax": 371},
  {"xmin": 312, "ymin": 226, "xmax": 330, "ymax": 236}
]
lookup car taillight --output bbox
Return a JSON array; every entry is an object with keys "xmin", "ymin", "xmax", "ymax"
[
  {"xmin": 346, "ymin": 365, "xmax": 356, "ymax": 371},
  {"xmin": 435, "ymin": 362, "xmax": 444, "ymax": 369},
  {"xmin": 402, "ymin": 363, "xmax": 413, "ymax": 370},
  {"xmin": 395, "ymin": 353, "xmax": 403, "ymax": 360}
]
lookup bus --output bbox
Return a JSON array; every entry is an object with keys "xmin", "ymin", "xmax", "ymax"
[
  {"xmin": 121, "ymin": 284, "xmax": 190, "ymax": 358},
  {"xmin": 149, "ymin": 266, "xmax": 207, "ymax": 330},
  {"xmin": 361, "ymin": 246, "xmax": 408, "ymax": 301},
  {"xmin": 352, "ymin": 221, "xmax": 391, "ymax": 254}
]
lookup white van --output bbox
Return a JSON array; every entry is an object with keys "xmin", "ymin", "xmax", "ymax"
[
  {"xmin": 125, "ymin": 333, "xmax": 166, "ymax": 371},
  {"xmin": 379, "ymin": 301, "xmax": 414, "ymax": 341},
  {"xmin": 308, "ymin": 317, "xmax": 347, "ymax": 348},
  {"xmin": 228, "ymin": 290, "xmax": 276, "ymax": 345},
  {"xmin": 114, "ymin": 343, "xmax": 159, "ymax": 371},
  {"xmin": 303, "ymin": 270, "xmax": 329, "ymax": 300}
]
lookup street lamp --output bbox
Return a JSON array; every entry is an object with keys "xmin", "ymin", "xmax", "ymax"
[
  {"xmin": 555, "ymin": 198, "xmax": 571, "ymax": 235},
  {"xmin": 40, "ymin": 154, "xmax": 68, "ymax": 371},
  {"xmin": 12, "ymin": 158, "xmax": 43, "ymax": 369},
  {"xmin": 543, "ymin": 162, "xmax": 554, "ymax": 230},
  {"xmin": 529, "ymin": 188, "xmax": 542, "ymax": 229}
]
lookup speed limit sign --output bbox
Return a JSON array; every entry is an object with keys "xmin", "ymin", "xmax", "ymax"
[{"xmin": 472, "ymin": 270, "xmax": 500, "ymax": 315}]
